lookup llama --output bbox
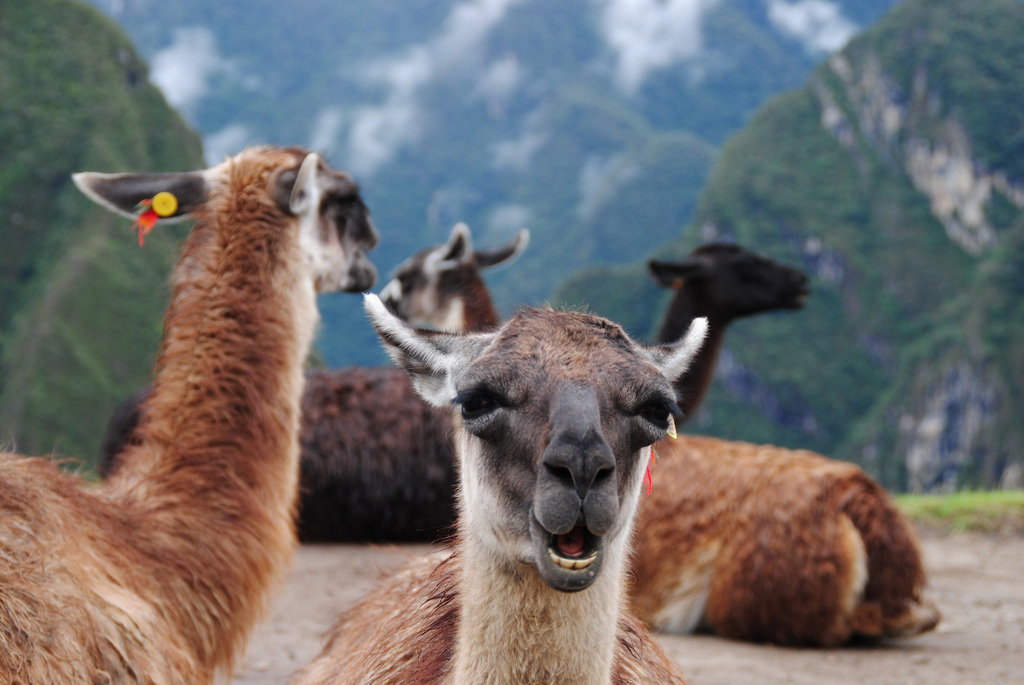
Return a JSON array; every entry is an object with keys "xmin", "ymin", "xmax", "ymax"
[
  {"xmin": 380, "ymin": 221, "xmax": 528, "ymax": 331},
  {"xmin": 291, "ymin": 295, "xmax": 706, "ymax": 684},
  {"xmin": 633, "ymin": 245, "xmax": 939, "ymax": 645},
  {"xmin": 0, "ymin": 146, "xmax": 377, "ymax": 682},
  {"xmin": 630, "ymin": 436, "xmax": 940, "ymax": 645},
  {"xmin": 649, "ymin": 242, "xmax": 809, "ymax": 419}
]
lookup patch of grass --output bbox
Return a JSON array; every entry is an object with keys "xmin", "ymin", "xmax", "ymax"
[{"xmin": 896, "ymin": 490, "xmax": 1024, "ymax": 534}]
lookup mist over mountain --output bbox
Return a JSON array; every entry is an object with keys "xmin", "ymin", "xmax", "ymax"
[
  {"xmin": 83, "ymin": 0, "xmax": 899, "ymax": 366},
  {"xmin": 557, "ymin": 0, "xmax": 1024, "ymax": 491}
]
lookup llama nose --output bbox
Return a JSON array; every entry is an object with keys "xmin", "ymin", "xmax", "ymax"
[{"xmin": 536, "ymin": 385, "xmax": 618, "ymax": 536}]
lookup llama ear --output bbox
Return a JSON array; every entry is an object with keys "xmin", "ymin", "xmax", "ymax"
[
  {"xmin": 638, "ymin": 316, "xmax": 708, "ymax": 383},
  {"xmin": 72, "ymin": 171, "xmax": 206, "ymax": 221},
  {"xmin": 364, "ymin": 293, "xmax": 492, "ymax": 407},
  {"xmin": 436, "ymin": 222, "xmax": 474, "ymax": 271},
  {"xmin": 475, "ymin": 228, "xmax": 529, "ymax": 270},
  {"xmin": 289, "ymin": 153, "xmax": 322, "ymax": 215},
  {"xmin": 648, "ymin": 258, "xmax": 709, "ymax": 289}
]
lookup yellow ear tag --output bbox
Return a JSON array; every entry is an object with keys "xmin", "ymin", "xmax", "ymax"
[
  {"xmin": 667, "ymin": 414, "xmax": 677, "ymax": 439},
  {"xmin": 151, "ymin": 191, "xmax": 178, "ymax": 217}
]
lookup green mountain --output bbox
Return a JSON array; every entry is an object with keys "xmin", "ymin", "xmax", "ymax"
[
  {"xmin": 82, "ymin": 0, "xmax": 899, "ymax": 366},
  {"xmin": 0, "ymin": 0, "xmax": 204, "ymax": 469},
  {"xmin": 555, "ymin": 0, "xmax": 1024, "ymax": 492}
]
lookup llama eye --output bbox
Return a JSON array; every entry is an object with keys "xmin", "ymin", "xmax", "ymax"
[
  {"xmin": 455, "ymin": 389, "xmax": 504, "ymax": 420},
  {"xmin": 637, "ymin": 400, "xmax": 672, "ymax": 430}
]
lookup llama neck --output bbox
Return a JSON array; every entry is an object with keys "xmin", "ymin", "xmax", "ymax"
[
  {"xmin": 131, "ymin": 216, "xmax": 314, "ymax": 507},
  {"xmin": 451, "ymin": 532, "xmax": 627, "ymax": 685},
  {"xmin": 440, "ymin": 269, "xmax": 500, "ymax": 332},
  {"xmin": 657, "ymin": 289, "xmax": 729, "ymax": 420},
  {"xmin": 107, "ymin": 188, "xmax": 316, "ymax": 669},
  {"xmin": 460, "ymin": 276, "xmax": 500, "ymax": 332}
]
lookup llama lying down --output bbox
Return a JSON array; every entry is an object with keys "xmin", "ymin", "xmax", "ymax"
[
  {"xmin": 291, "ymin": 295, "xmax": 706, "ymax": 684},
  {"xmin": 0, "ymin": 147, "xmax": 377, "ymax": 682},
  {"xmin": 635, "ymin": 244, "xmax": 938, "ymax": 645}
]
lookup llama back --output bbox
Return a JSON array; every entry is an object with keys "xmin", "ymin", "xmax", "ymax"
[
  {"xmin": 631, "ymin": 434, "xmax": 937, "ymax": 645},
  {"xmin": 0, "ymin": 454, "xmax": 196, "ymax": 682},
  {"xmin": 297, "ymin": 367, "xmax": 457, "ymax": 542}
]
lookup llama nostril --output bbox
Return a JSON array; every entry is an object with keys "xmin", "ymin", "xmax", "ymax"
[
  {"xmin": 545, "ymin": 463, "xmax": 575, "ymax": 489},
  {"xmin": 593, "ymin": 467, "xmax": 614, "ymax": 486}
]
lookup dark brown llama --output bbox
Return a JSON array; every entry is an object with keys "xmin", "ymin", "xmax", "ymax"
[
  {"xmin": 649, "ymin": 242, "xmax": 809, "ymax": 418},
  {"xmin": 632, "ymin": 243, "xmax": 939, "ymax": 645},
  {"xmin": 291, "ymin": 295, "xmax": 706, "ymax": 684},
  {"xmin": 0, "ymin": 147, "xmax": 377, "ymax": 682}
]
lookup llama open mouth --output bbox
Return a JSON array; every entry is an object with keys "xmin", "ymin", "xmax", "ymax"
[{"xmin": 547, "ymin": 525, "xmax": 599, "ymax": 571}]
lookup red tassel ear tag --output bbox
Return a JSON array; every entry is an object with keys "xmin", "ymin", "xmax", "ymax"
[
  {"xmin": 132, "ymin": 199, "xmax": 158, "ymax": 246},
  {"xmin": 644, "ymin": 446, "xmax": 658, "ymax": 495},
  {"xmin": 131, "ymin": 192, "xmax": 177, "ymax": 247}
]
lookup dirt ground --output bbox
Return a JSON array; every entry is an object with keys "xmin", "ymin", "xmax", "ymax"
[{"xmin": 234, "ymin": 531, "xmax": 1023, "ymax": 684}]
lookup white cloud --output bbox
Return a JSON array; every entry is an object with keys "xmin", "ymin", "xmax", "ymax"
[
  {"xmin": 346, "ymin": 0, "xmax": 526, "ymax": 177},
  {"xmin": 492, "ymin": 129, "xmax": 548, "ymax": 172},
  {"xmin": 203, "ymin": 124, "xmax": 252, "ymax": 165},
  {"xmin": 767, "ymin": 0, "xmax": 858, "ymax": 54},
  {"xmin": 594, "ymin": 0, "xmax": 721, "ymax": 94},
  {"xmin": 491, "ymin": 108, "xmax": 548, "ymax": 172},
  {"xmin": 488, "ymin": 203, "xmax": 533, "ymax": 240},
  {"xmin": 577, "ymin": 154, "xmax": 640, "ymax": 221},
  {"xmin": 477, "ymin": 54, "xmax": 523, "ymax": 102},
  {"xmin": 308, "ymin": 107, "xmax": 346, "ymax": 156},
  {"xmin": 149, "ymin": 27, "xmax": 232, "ymax": 115}
]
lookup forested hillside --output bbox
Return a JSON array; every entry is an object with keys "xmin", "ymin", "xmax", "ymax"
[
  {"xmin": 82, "ymin": 0, "xmax": 900, "ymax": 366},
  {"xmin": 557, "ymin": 0, "xmax": 1024, "ymax": 492},
  {"xmin": 0, "ymin": 0, "xmax": 204, "ymax": 468}
]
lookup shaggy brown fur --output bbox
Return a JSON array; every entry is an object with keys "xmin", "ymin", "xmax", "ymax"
[
  {"xmin": 296, "ymin": 367, "xmax": 456, "ymax": 541},
  {"xmin": 0, "ymin": 147, "xmax": 367, "ymax": 682},
  {"xmin": 631, "ymin": 435, "xmax": 940, "ymax": 646},
  {"xmin": 292, "ymin": 551, "xmax": 686, "ymax": 684}
]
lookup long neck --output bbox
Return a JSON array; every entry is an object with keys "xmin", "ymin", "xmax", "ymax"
[
  {"xmin": 657, "ymin": 287, "xmax": 729, "ymax": 421},
  {"xmin": 107, "ymin": 176, "xmax": 316, "ymax": 670},
  {"xmin": 451, "ymin": 528, "xmax": 627, "ymax": 685},
  {"xmin": 438, "ymin": 268, "xmax": 500, "ymax": 333}
]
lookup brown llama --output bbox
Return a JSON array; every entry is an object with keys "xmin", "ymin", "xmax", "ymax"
[
  {"xmin": 0, "ymin": 146, "xmax": 377, "ymax": 682},
  {"xmin": 631, "ymin": 243, "xmax": 939, "ymax": 645},
  {"xmin": 291, "ymin": 295, "xmax": 707, "ymax": 684}
]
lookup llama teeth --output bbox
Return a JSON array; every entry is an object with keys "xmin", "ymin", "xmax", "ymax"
[{"xmin": 548, "ymin": 549, "xmax": 598, "ymax": 570}]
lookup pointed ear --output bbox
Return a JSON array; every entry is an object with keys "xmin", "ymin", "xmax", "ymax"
[
  {"xmin": 72, "ymin": 171, "xmax": 207, "ymax": 221},
  {"xmin": 436, "ymin": 222, "xmax": 473, "ymax": 271},
  {"xmin": 648, "ymin": 258, "xmax": 709, "ymax": 289},
  {"xmin": 638, "ymin": 316, "xmax": 708, "ymax": 383},
  {"xmin": 364, "ymin": 293, "xmax": 492, "ymax": 407},
  {"xmin": 475, "ymin": 228, "xmax": 529, "ymax": 269},
  {"xmin": 289, "ymin": 152, "xmax": 322, "ymax": 215}
]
